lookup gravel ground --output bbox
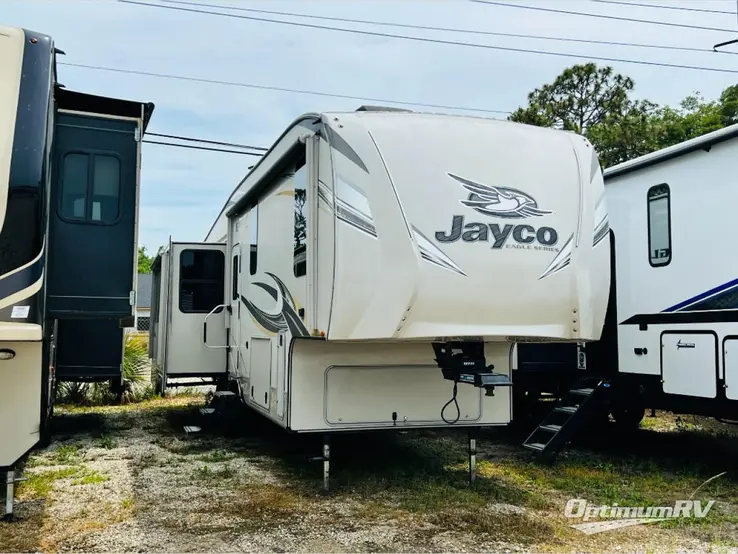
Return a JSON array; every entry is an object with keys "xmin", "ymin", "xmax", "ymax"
[{"xmin": 1, "ymin": 396, "xmax": 738, "ymax": 553}]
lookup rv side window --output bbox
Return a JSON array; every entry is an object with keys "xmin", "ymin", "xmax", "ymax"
[
  {"xmin": 647, "ymin": 184, "xmax": 671, "ymax": 267},
  {"xmin": 60, "ymin": 152, "xmax": 121, "ymax": 224},
  {"xmin": 294, "ymin": 159, "xmax": 307, "ymax": 278},
  {"xmin": 179, "ymin": 249, "xmax": 225, "ymax": 313},
  {"xmin": 92, "ymin": 155, "xmax": 121, "ymax": 223},
  {"xmin": 250, "ymin": 206, "xmax": 258, "ymax": 275},
  {"xmin": 60, "ymin": 153, "xmax": 88, "ymax": 220},
  {"xmin": 232, "ymin": 254, "xmax": 239, "ymax": 300}
]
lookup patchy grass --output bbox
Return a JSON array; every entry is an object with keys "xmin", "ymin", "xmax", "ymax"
[
  {"xmin": 8, "ymin": 397, "xmax": 738, "ymax": 552},
  {"xmin": 72, "ymin": 470, "xmax": 110, "ymax": 486},
  {"xmin": 55, "ymin": 392, "xmax": 201, "ymax": 415},
  {"xmin": 97, "ymin": 434, "xmax": 118, "ymax": 449},
  {"xmin": 50, "ymin": 444, "xmax": 83, "ymax": 465},
  {"xmin": 192, "ymin": 464, "xmax": 237, "ymax": 481},
  {"xmin": 197, "ymin": 449, "xmax": 236, "ymax": 463},
  {"xmin": 17, "ymin": 467, "xmax": 85, "ymax": 499}
]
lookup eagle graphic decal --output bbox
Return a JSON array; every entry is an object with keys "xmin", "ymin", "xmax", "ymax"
[{"xmin": 447, "ymin": 172, "xmax": 552, "ymax": 219}]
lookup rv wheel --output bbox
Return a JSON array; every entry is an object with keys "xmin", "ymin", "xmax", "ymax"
[{"xmin": 610, "ymin": 391, "xmax": 646, "ymax": 431}]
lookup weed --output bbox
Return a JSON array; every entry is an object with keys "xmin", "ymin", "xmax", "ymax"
[
  {"xmin": 16, "ymin": 467, "xmax": 84, "ymax": 499},
  {"xmin": 197, "ymin": 449, "xmax": 235, "ymax": 463},
  {"xmin": 193, "ymin": 464, "xmax": 236, "ymax": 481},
  {"xmin": 98, "ymin": 434, "xmax": 118, "ymax": 449},
  {"xmin": 72, "ymin": 470, "xmax": 110, "ymax": 486},
  {"xmin": 50, "ymin": 445, "xmax": 82, "ymax": 465}
]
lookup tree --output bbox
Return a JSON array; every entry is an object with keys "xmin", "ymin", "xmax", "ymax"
[
  {"xmin": 585, "ymin": 102, "xmax": 660, "ymax": 167},
  {"xmin": 509, "ymin": 63, "xmax": 636, "ymax": 134},
  {"xmin": 719, "ymin": 84, "xmax": 738, "ymax": 126},
  {"xmin": 138, "ymin": 246, "xmax": 154, "ymax": 274},
  {"xmin": 511, "ymin": 64, "xmax": 735, "ymax": 168}
]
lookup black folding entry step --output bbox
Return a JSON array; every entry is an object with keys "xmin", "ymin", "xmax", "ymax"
[{"xmin": 523, "ymin": 377, "xmax": 611, "ymax": 461}]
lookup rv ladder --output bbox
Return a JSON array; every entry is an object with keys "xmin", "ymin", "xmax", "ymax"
[{"xmin": 522, "ymin": 377, "xmax": 610, "ymax": 462}]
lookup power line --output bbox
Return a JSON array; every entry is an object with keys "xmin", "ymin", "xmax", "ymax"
[
  {"xmin": 117, "ymin": 0, "xmax": 738, "ymax": 75},
  {"xmin": 59, "ymin": 62, "xmax": 509, "ymax": 115},
  {"xmin": 157, "ymin": 0, "xmax": 737, "ymax": 56},
  {"xmin": 142, "ymin": 139, "xmax": 264, "ymax": 155},
  {"xmin": 589, "ymin": 0, "xmax": 736, "ymax": 16},
  {"xmin": 472, "ymin": 1, "xmax": 737, "ymax": 33},
  {"xmin": 146, "ymin": 131, "xmax": 268, "ymax": 151}
]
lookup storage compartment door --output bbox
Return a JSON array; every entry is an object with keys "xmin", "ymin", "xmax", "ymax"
[
  {"xmin": 723, "ymin": 338, "xmax": 738, "ymax": 401},
  {"xmin": 47, "ymin": 113, "xmax": 140, "ymax": 319},
  {"xmin": 249, "ymin": 336, "xmax": 271, "ymax": 409},
  {"xmin": 326, "ymin": 365, "xmax": 483, "ymax": 425},
  {"xmin": 661, "ymin": 332, "xmax": 717, "ymax": 398}
]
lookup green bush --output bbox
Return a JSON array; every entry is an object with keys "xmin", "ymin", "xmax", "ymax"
[{"xmin": 56, "ymin": 333, "xmax": 155, "ymax": 406}]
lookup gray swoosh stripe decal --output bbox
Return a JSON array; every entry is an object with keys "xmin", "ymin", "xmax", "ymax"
[
  {"xmin": 318, "ymin": 182, "xmax": 464, "ymax": 275},
  {"xmin": 538, "ymin": 215, "xmax": 609, "ymax": 280},
  {"xmin": 241, "ymin": 273, "xmax": 309, "ymax": 336},
  {"xmin": 323, "ymin": 125, "xmax": 369, "ymax": 173}
]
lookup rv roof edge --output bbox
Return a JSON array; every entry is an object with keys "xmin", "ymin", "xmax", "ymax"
[
  {"xmin": 355, "ymin": 105, "xmax": 413, "ymax": 113},
  {"xmin": 203, "ymin": 113, "xmax": 322, "ymax": 241},
  {"xmin": 605, "ymin": 121, "xmax": 738, "ymax": 180},
  {"xmin": 55, "ymin": 87, "xmax": 155, "ymax": 132}
]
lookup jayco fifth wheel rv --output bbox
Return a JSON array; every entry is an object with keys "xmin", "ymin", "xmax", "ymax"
[
  {"xmin": 0, "ymin": 24, "xmax": 154, "ymax": 518},
  {"xmin": 516, "ymin": 123, "xmax": 738, "ymax": 460},
  {"xmin": 150, "ymin": 106, "xmax": 611, "ymax": 484}
]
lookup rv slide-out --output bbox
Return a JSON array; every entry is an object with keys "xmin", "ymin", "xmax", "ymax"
[{"xmin": 152, "ymin": 107, "xmax": 611, "ymax": 433}]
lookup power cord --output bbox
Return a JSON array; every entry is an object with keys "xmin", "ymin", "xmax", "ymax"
[{"xmin": 441, "ymin": 380, "xmax": 461, "ymax": 425}]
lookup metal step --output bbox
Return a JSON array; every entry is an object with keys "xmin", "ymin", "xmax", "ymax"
[
  {"xmin": 183, "ymin": 425, "xmax": 201, "ymax": 435},
  {"xmin": 199, "ymin": 408, "xmax": 215, "ymax": 415},
  {"xmin": 522, "ymin": 378, "xmax": 611, "ymax": 462},
  {"xmin": 539, "ymin": 424, "xmax": 562, "ymax": 433},
  {"xmin": 214, "ymin": 391, "xmax": 236, "ymax": 398}
]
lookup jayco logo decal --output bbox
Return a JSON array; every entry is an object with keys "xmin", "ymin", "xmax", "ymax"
[{"xmin": 435, "ymin": 172, "xmax": 559, "ymax": 251}]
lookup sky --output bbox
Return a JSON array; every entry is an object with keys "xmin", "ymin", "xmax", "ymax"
[{"xmin": 5, "ymin": 0, "xmax": 738, "ymax": 252}]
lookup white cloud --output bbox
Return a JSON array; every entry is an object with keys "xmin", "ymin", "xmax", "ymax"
[{"xmin": 5, "ymin": 0, "xmax": 738, "ymax": 251}]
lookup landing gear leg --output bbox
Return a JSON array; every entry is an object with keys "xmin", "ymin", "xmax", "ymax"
[
  {"xmin": 3, "ymin": 470, "xmax": 15, "ymax": 521},
  {"xmin": 322, "ymin": 435, "xmax": 331, "ymax": 493},
  {"xmin": 468, "ymin": 427, "xmax": 478, "ymax": 484}
]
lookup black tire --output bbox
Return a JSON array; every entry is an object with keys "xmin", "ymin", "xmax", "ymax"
[{"xmin": 610, "ymin": 384, "xmax": 646, "ymax": 431}]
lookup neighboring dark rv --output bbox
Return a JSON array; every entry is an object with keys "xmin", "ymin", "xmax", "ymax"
[{"xmin": 0, "ymin": 24, "xmax": 154, "ymax": 519}]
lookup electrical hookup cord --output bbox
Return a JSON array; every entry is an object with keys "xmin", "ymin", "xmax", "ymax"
[{"xmin": 441, "ymin": 380, "xmax": 461, "ymax": 425}]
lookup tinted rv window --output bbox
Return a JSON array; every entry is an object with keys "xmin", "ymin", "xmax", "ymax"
[
  {"xmin": 60, "ymin": 153, "xmax": 89, "ymax": 220},
  {"xmin": 60, "ymin": 152, "xmax": 121, "ymax": 224},
  {"xmin": 92, "ymin": 155, "xmax": 121, "ymax": 223},
  {"xmin": 179, "ymin": 249, "xmax": 225, "ymax": 313},
  {"xmin": 250, "ymin": 206, "xmax": 258, "ymax": 275},
  {"xmin": 232, "ymin": 254, "xmax": 239, "ymax": 301},
  {"xmin": 294, "ymin": 161, "xmax": 307, "ymax": 278},
  {"xmin": 647, "ymin": 184, "xmax": 671, "ymax": 267}
]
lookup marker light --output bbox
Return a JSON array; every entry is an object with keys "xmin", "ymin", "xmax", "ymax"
[{"xmin": 0, "ymin": 349, "xmax": 16, "ymax": 361}]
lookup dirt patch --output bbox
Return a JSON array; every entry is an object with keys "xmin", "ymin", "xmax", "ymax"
[{"xmin": 1, "ymin": 401, "xmax": 737, "ymax": 552}]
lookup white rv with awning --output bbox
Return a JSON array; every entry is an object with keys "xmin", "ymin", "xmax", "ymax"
[{"xmin": 150, "ymin": 106, "xmax": 611, "ymax": 482}]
